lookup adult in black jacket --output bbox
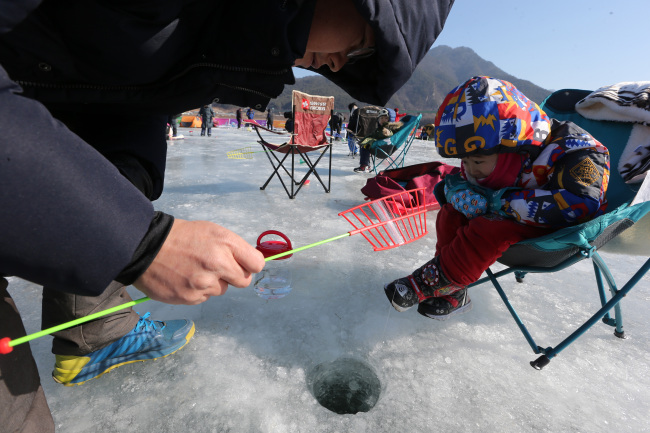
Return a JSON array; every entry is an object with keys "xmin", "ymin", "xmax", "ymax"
[
  {"xmin": 199, "ymin": 105, "xmax": 215, "ymax": 136},
  {"xmin": 167, "ymin": 113, "xmax": 181, "ymax": 138},
  {"xmin": 347, "ymin": 102, "xmax": 360, "ymax": 155},
  {"xmin": 266, "ymin": 108, "xmax": 274, "ymax": 130},
  {"xmin": 0, "ymin": 0, "xmax": 455, "ymax": 430},
  {"xmin": 236, "ymin": 108, "xmax": 243, "ymax": 129},
  {"xmin": 284, "ymin": 111, "xmax": 295, "ymax": 133},
  {"xmin": 330, "ymin": 112, "xmax": 344, "ymax": 140}
]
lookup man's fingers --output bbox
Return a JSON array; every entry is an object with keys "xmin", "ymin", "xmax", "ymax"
[
  {"xmin": 232, "ymin": 243, "xmax": 265, "ymax": 277},
  {"xmin": 137, "ymin": 219, "xmax": 268, "ymax": 304}
]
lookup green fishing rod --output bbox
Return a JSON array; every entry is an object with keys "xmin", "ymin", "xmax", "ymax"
[
  {"xmin": 0, "ymin": 233, "xmax": 349, "ymax": 355},
  {"xmin": 1, "ymin": 187, "xmax": 427, "ymax": 355}
]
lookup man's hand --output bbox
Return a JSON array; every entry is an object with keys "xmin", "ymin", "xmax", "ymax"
[{"xmin": 134, "ymin": 219, "xmax": 265, "ymax": 305}]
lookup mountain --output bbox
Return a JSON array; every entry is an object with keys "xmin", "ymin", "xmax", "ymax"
[
  {"xmin": 407, "ymin": 46, "xmax": 551, "ymax": 114},
  {"xmin": 217, "ymin": 46, "xmax": 552, "ymax": 124}
]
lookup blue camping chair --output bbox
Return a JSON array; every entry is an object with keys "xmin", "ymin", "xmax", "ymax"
[
  {"xmin": 464, "ymin": 88, "xmax": 650, "ymax": 370},
  {"xmin": 366, "ymin": 114, "xmax": 422, "ymax": 174}
]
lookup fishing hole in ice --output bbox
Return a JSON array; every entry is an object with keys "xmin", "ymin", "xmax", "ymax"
[{"xmin": 307, "ymin": 357, "xmax": 381, "ymax": 415}]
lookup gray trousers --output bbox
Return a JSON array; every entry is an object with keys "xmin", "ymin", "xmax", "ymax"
[
  {"xmin": 42, "ymin": 281, "xmax": 140, "ymax": 356},
  {"xmin": 2, "ymin": 150, "xmax": 149, "ymax": 431},
  {"xmin": 1, "ymin": 277, "xmax": 139, "ymax": 432}
]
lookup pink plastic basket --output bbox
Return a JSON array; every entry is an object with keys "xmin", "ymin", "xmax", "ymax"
[{"xmin": 338, "ymin": 188, "xmax": 428, "ymax": 251}]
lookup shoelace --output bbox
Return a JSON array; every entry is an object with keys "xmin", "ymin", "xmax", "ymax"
[{"xmin": 134, "ymin": 312, "xmax": 166, "ymax": 333}]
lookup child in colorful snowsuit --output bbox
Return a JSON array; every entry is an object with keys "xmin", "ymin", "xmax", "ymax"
[{"xmin": 384, "ymin": 76, "xmax": 610, "ymax": 320}]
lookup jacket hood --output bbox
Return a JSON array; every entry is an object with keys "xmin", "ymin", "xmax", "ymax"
[
  {"xmin": 434, "ymin": 76, "xmax": 551, "ymax": 158},
  {"xmin": 307, "ymin": 0, "xmax": 455, "ymax": 106},
  {"xmin": 0, "ymin": 0, "xmax": 40, "ymax": 34}
]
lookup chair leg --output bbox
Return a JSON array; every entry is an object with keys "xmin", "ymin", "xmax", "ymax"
[
  {"xmin": 592, "ymin": 253, "xmax": 625, "ymax": 338},
  {"xmin": 327, "ymin": 143, "xmax": 332, "ymax": 190},
  {"xmin": 294, "ymin": 146, "xmax": 331, "ymax": 194},
  {"xmin": 485, "ymin": 268, "xmax": 542, "ymax": 357},
  {"xmin": 533, "ymin": 255, "xmax": 649, "ymax": 369},
  {"xmin": 259, "ymin": 146, "xmax": 296, "ymax": 199},
  {"xmin": 481, "ymin": 254, "xmax": 650, "ymax": 370},
  {"xmin": 515, "ymin": 270, "xmax": 527, "ymax": 283},
  {"xmin": 259, "ymin": 144, "xmax": 332, "ymax": 199}
]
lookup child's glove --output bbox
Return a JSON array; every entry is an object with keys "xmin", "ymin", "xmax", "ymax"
[{"xmin": 447, "ymin": 188, "xmax": 488, "ymax": 219}]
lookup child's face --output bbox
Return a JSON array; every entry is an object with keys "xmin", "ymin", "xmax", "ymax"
[
  {"xmin": 378, "ymin": 115, "xmax": 389, "ymax": 125},
  {"xmin": 461, "ymin": 154, "xmax": 498, "ymax": 180}
]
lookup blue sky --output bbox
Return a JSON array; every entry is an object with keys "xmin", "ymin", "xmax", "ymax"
[{"xmin": 294, "ymin": 0, "xmax": 649, "ymax": 92}]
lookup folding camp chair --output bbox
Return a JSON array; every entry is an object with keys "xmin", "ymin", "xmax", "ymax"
[
  {"xmin": 248, "ymin": 90, "xmax": 334, "ymax": 199},
  {"xmin": 465, "ymin": 87, "xmax": 650, "ymax": 370},
  {"xmin": 366, "ymin": 114, "xmax": 422, "ymax": 174},
  {"xmin": 347, "ymin": 105, "xmax": 383, "ymax": 140}
]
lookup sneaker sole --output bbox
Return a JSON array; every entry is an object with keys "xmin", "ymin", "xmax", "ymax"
[
  {"xmin": 384, "ymin": 285, "xmax": 414, "ymax": 312},
  {"xmin": 417, "ymin": 300, "xmax": 473, "ymax": 321},
  {"xmin": 54, "ymin": 324, "xmax": 196, "ymax": 387},
  {"xmin": 390, "ymin": 302, "xmax": 411, "ymax": 312}
]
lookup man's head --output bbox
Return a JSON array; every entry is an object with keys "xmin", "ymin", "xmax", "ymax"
[
  {"xmin": 293, "ymin": 0, "xmax": 373, "ymax": 73},
  {"xmin": 295, "ymin": 0, "xmax": 455, "ymax": 106},
  {"xmin": 349, "ymin": 102, "xmax": 358, "ymax": 111}
]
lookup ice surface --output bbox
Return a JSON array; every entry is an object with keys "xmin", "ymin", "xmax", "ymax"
[{"xmin": 8, "ymin": 126, "xmax": 650, "ymax": 432}]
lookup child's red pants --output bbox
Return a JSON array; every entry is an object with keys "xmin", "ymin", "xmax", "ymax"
[{"xmin": 435, "ymin": 204, "xmax": 550, "ymax": 287}]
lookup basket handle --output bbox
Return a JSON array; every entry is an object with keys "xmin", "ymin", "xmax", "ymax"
[{"xmin": 256, "ymin": 230, "xmax": 292, "ymax": 249}]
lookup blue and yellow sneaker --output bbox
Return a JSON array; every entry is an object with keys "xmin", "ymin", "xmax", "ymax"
[{"xmin": 52, "ymin": 312, "xmax": 195, "ymax": 386}]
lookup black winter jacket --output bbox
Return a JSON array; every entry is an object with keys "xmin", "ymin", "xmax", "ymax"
[
  {"xmin": 199, "ymin": 106, "xmax": 215, "ymax": 122},
  {"xmin": 0, "ymin": 0, "xmax": 454, "ymax": 295}
]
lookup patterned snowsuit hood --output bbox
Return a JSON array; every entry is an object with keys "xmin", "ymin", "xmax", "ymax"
[{"xmin": 434, "ymin": 76, "xmax": 551, "ymax": 158}]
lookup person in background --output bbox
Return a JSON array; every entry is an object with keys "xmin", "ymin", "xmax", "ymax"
[
  {"xmin": 166, "ymin": 114, "xmax": 181, "ymax": 138},
  {"xmin": 246, "ymin": 107, "xmax": 255, "ymax": 121},
  {"xmin": 199, "ymin": 105, "xmax": 215, "ymax": 136},
  {"xmin": 284, "ymin": 110, "xmax": 295, "ymax": 133},
  {"xmin": 329, "ymin": 111, "xmax": 343, "ymax": 140},
  {"xmin": 0, "ymin": 0, "xmax": 455, "ymax": 430},
  {"xmin": 266, "ymin": 108, "xmax": 274, "ymax": 130},
  {"xmin": 394, "ymin": 107, "xmax": 407, "ymax": 122},
  {"xmin": 236, "ymin": 107, "xmax": 243, "ymax": 129},
  {"xmin": 347, "ymin": 102, "xmax": 359, "ymax": 156},
  {"xmin": 354, "ymin": 108, "xmax": 404, "ymax": 172},
  {"xmin": 384, "ymin": 76, "xmax": 609, "ymax": 320},
  {"xmin": 386, "ymin": 107, "xmax": 396, "ymax": 122}
]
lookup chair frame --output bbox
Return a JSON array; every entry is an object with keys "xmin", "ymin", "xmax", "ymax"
[
  {"xmin": 469, "ymin": 243, "xmax": 650, "ymax": 369},
  {"xmin": 248, "ymin": 92, "xmax": 334, "ymax": 199},
  {"xmin": 258, "ymin": 134, "xmax": 333, "ymax": 200},
  {"xmin": 367, "ymin": 114, "xmax": 422, "ymax": 174}
]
